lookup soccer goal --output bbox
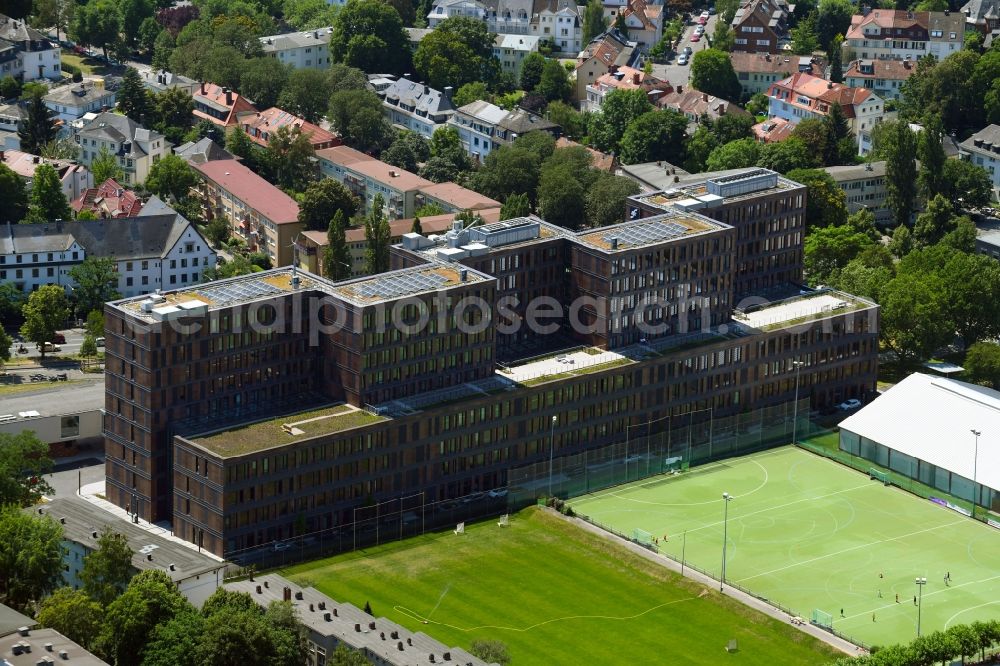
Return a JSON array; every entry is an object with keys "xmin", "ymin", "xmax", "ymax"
[
  {"xmin": 810, "ymin": 609, "xmax": 834, "ymax": 629},
  {"xmin": 869, "ymin": 468, "xmax": 890, "ymax": 486},
  {"xmin": 632, "ymin": 528, "xmax": 653, "ymax": 546},
  {"xmin": 454, "ymin": 522, "xmax": 465, "ymax": 535},
  {"xmin": 497, "ymin": 514, "xmax": 509, "ymax": 528}
]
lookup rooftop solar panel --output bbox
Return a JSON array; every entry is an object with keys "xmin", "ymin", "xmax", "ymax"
[
  {"xmin": 604, "ymin": 220, "xmax": 689, "ymax": 247},
  {"xmin": 354, "ymin": 271, "xmax": 450, "ymax": 299},
  {"xmin": 195, "ymin": 279, "xmax": 283, "ymax": 305}
]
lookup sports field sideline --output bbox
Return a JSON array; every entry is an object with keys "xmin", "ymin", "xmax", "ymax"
[{"xmin": 571, "ymin": 446, "xmax": 1000, "ymax": 648}]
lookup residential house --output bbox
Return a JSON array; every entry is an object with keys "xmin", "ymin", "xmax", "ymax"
[
  {"xmin": 766, "ymin": 72, "xmax": 884, "ymax": 153},
  {"xmin": 192, "ymin": 82, "xmax": 258, "ymax": 129},
  {"xmin": 844, "ymin": 9, "xmax": 964, "ymax": 61},
  {"xmin": 427, "ymin": 0, "xmax": 485, "ymax": 27},
  {"xmin": 404, "ymin": 27, "xmax": 433, "ymax": 49},
  {"xmin": 296, "ymin": 209, "xmax": 502, "ymax": 276},
  {"xmin": 0, "ymin": 13, "xmax": 60, "ymax": 81},
  {"xmin": 731, "ymin": 0, "xmax": 790, "ymax": 54},
  {"xmin": 494, "ymin": 33, "xmax": 540, "ymax": 83},
  {"xmin": 962, "ymin": 0, "xmax": 1000, "ymax": 33},
  {"xmin": 43, "ymin": 82, "xmax": 116, "ymax": 122},
  {"xmin": 317, "ymin": 144, "xmax": 432, "ymax": 219},
  {"xmin": 70, "ymin": 178, "xmax": 143, "ymax": 218},
  {"xmin": 138, "ymin": 69, "xmax": 198, "ymax": 95},
  {"xmin": 428, "ymin": 0, "xmax": 583, "ymax": 54},
  {"xmin": 75, "ymin": 112, "xmax": 171, "ymax": 185},
  {"xmin": 844, "ymin": 57, "xmax": 917, "ymax": 101},
  {"xmin": 823, "ymin": 161, "xmax": 893, "ymax": 226},
  {"xmin": 656, "ymin": 85, "xmax": 750, "ymax": 125},
  {"xmin": 0, "ymin": 102, "xmax": 25, "ymax": 149},
  {"xmin": 585, "ymin": 65, "xmax": 672, "ymax": 112},
  {"xmin": 259, "ymin": 27, "xmax": 333, "ymax": 70},
  {"xmin": 448, "ymin": 100, "xmax": 560, "ymax": 159},
  {"xmin": 0, "ymin": 210, "xmax": 216, "ymax": 295},
  {"xmin": 618, "ymin": 0, "xmax": 663, "ymax": 50},
  {"xmin": 574, "ymin": 29, "xmax": 640, "ymax": 103},
  {"xmin": 382, "ymin": 78, "xmax": 455, "ymax": 138},
  {"xmin": 730, "ymin": 51, "xmax": 817, "ymax": 97},
  {"xmin": 752, "ymin": 116, "xmax": 796, "ymax": 143},
  {"xmin": 192, "ymin": 159, "xmax": 302, "ymax": 265},
  {"xmin": 532, "ymin": 0, "xmax": 583, "ymax": 54},
  {"xmin": 497, "ymin": 106, "xmax": 561, "ymax": 144},
  {"xmin": 959, "ymin": 124, "xmax": 1000, "ymax": 200},
  {"xmin": 1, "ymin": 148, "xmax": 91, "ymax": 202},
  {"xmin": 415, "ymin": 181, "xmax": 501, "ymax": 213},
  {"xmin": 174, "ymin": 136, "xmax": 235, "ymax": 165},
  {"xmin": 239, "ymin": 107, "xmax": 340, "ymax": 150}
]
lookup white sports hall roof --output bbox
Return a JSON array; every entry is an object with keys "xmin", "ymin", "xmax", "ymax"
[{"xmin": 839, "ymin": 373, "xmax": 1000, "ymax": 492}]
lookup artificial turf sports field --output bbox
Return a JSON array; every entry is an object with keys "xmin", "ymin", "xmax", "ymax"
[
  {"xmin": 571, "ymin": 445, "xmax": 1000, "ymax": 648},
  {"xmin": 284, "ymin": 508, "xmax": 842, "ymax": 665}
]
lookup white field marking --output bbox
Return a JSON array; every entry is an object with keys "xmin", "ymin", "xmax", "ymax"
[
  {"xmin": 392, "ymin": 596, "xmax": 698, "ymax": 633},
  {"xmin": 603, "ymin": 458, "xmax": 771, "ymax": 507},
  {"xmin": 737, "ymin": 518, "xmax": 969, "ymax": 585},
  {"xmin": 944, "ymin": 600, "xmax": 1000, "ymax": 629},
  {"xmin": 841, "ymin": 573, "xmax": 1000, "ymax": 622}
]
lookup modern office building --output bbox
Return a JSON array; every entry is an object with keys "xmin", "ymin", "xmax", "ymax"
[{"xmin": 103, "ymin": 168, "xmax": 878, "ymax": 556}]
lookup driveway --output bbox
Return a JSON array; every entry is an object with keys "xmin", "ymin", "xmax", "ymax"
[{"xmin": 651, "ymin": 12, "xmax": 720, "ymax": 89}]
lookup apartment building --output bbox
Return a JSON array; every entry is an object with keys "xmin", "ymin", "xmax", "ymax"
[
  {"xmin": 0, "ymin": 14, "xmax": 60, "ymax": 81},
  {"xmin": 103, "ymin": 167, "xmax": 879, "ymax": 551},
  {"xmin": 627, "ymin": 168, "xmax": 807, "ymax": 300},
  {"xmin": 766, "ymin": 72, "xmax": 884, "ymax": 153},
  {"xmin": 823, "ymin": 161, "xmax": 892, "ymax": 226},
  {"xmin": 448, "ymin": 101, "xmax": 559, "ymax": 159},
  {"xmin": 43, "ymin": 82, "xmax": 116, "ymax": 122},
  {"xmin": 239, "ymin": 107, "xmax": 340, "ymax": 150},
  {"xmin": 1, "ymin": 148, "xmax": 91, "ymax": 202},
  {"xmin": 75, "ymin": 112, "xmax": 171, "ymax": 185},
  {"xmin": 381, "ymin": 78, "xmax": 455, "ymax": 138},
  {"xmin": 617, "ymin": 0, "xmax": 663, "ymax": 50},
  {"xmin": 416, "ymin": 181, "xmax": 501, "ymax": 214},
  {"xmin": 191, "ymin": 159, "xmax": 302, "ymax": 266},
  {"xmin": 574, "ymin": 29, "xmax": 640, "ymax": 103},
  {"xmin": 317, "ymin": 145, "xmax": 431, "ymax": 219},
  {"xmin": 731, "ymin": 0, "xmax": 790, "ymax": 54},
  {"xmin": 730, "ymin": 52, "xmax": 817, "ymax": 97},
  {"xmin": 192, "ymin": 82, "xmax": 258, "ymax": 129},
  {"xmin": 585, "ymin": 66, "xmax": 672, "ymax": 112},
  {"xmin": 428, "ymin": 0, "xmax": 583, "ymax": 54},
  {"xmin": 844, "ymin": 58, "xmax": 917, "ymax": 102},
  {"xmin": 494, "ymin": 33, "xmax": 540, "ymax": 82},
  {"xmin": 259, "ymin": 28, "xmax": 332, "ymax": 70},
  {"xmin": 959, "ymin": 125, "xmax": 1000, "ymax": 200},
  {"xmin": 844, "ymin": 9, "xmax": 963, "ymax": 61},
  {"xmin": 0, "ymin": 212, "xmax": 215, "ymax": 296}
]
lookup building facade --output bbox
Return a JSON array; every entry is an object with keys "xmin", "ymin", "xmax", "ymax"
[
  {"xmin": 138, "ymin": 69, "xmax": 199, "ymax": 96},
  {"xmin": 239, "ymin": 107, "xmax": 340, "ymax": 151},
  {"xmin": 823, "ymin": 161, "xmax": 893, "ymax": 226},
  {"xmin": 730, "ymin": 52, "xmax": 817, "ymax": 97},
  {"xmin": 381, "ymin": 78, "xmax": 455, "ymax": 138},
  {"xmin": 844, "ymin": 9, "xmax": 964, "ymax": 61},
  {"xmin": 0, "ymin": 14, "xmax": 60, "ymax": 81},
  {"xmin": 731, "ymin": 0, "xmax": 790, "ymax": 54},
  {"xmin": 75, "ymin": 112, "xmax": 171, "ymax": 185},
  {"xmin": 585, "ymin": 66, "xmax": 671, "ymax": 112},
  {"xmin": 317, "ymin": 145, "xmax": 432, "ymax": 219},
  {"xmin": 259, "ymin": 28, "xmax": 333, "ymax": 69},
  {"xmin": 574, "ymin": 30, "xmax": 640, "ymax": 103},
  {"xmin": 494, "ymin": 33, "xmax": 540, "ymax": 82},
  {"xmin": 192, "ymin": 83, "xmax": 259, "ymax": 129},
  {"xmin": 43, "ymin": 82, "xmax": 116, "ymax": 122},
  {"xmin": 959, "ymin": 125, "xmax": 1000, "ymax": 200},
  {"xmin": 448, "ymin": 101, "xmax": 561, "ymax": 160},
  {"xmin": 843, "ymin": 57, "xmax": 917, "ymax": 101},
  {"xmin": 1, "ymin": 148, "xmax": 91, "ymax": 202},
  {"xmin": 192, "ymin": 159, "xmax": 302, "ymax": 266}
]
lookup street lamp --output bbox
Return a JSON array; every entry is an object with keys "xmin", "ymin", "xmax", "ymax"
[
  {"xmin": 791, "ymin": 360, "xmax": 804, "ymax": 444},
  {"xmin": 720, "ymin": 492, "xmax": 733, "ymax": 591},
  {"xmin": 970, "ymin": 429, "xmax": 981, "ymax": 520},
  {"xmin": 548, "ymin": 416, "xmax": 558, "ymax": 498},
  {"xmin": 915, "ymin": 577, "xmax": 927, "ymax": 637}
]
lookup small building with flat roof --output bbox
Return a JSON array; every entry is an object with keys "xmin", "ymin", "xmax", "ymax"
[{"xmin": 0, "ymin": 624, "xmax": 108, "ymax": 666}]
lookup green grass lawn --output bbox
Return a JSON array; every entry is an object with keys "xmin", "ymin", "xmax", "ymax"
[
  {"xmin": 572, "ymin": 446, "xmax": 1000, "ymax": 649},
  {"xmin": 284, "ymin": 508, "xmax": 842, "ymax": 665},
  {"xmin": 60, "ymin": 52, "xmax": 110, "ymax": 76}
]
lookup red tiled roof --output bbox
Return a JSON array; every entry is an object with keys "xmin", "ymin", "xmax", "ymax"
[
  {"xmin": 418, "ymin": 182, "xmax": 501, "ymax": 211},
  {"xmin": 844, "ymin": 58, "xmax": 918, "ymax": 81},
  {"xmin": 70, "ymin": 178, "xmax": 143, "ymax": 218},
  {"xmin": 752, "ymin": 117, "xmax": 796, "ymax": 143},
  {"xmin": 239, "ymin": 107, "xmax": 340, "ymax": 150},
  {"xmin": 656, "ymin": 87, "xmax": 749, "ymax": 119},
  {"xmin": 767, "ymin": 72, "xmax": 873, "ymax": 119},
  {"xmin": 192, "ymin": 82, "xmax": 259, "ymax": 128},
  {"xmin": 593, "ymin": 66, "xmax": 672, "ymax": 96},
  {"xmin": 316, "ymin": 145, "xmax": 432, "ymax": 192},
  {"xmin": 192, "ymin": 159, "xmax": 299, "ymax": 223}
]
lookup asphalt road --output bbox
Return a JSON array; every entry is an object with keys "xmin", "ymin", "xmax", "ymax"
[
  {"xmin": 46, "ymin": 460, "xmax": 105, "ymax": 499},
  {"xmin": 11, "ymin": 327, "xmax": 88, "ymax": 360},
  {"xmin": 1, "ymin": 376, "xmax": 105, "ymax": 415},
  {"xmin": 651, "ymin": 12, "xmax": 720, "ymax": 89}
]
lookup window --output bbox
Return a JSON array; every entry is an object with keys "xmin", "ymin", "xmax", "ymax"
[{"xmin": 170, "ymin": 275, "xmax": 176, "ymax": 284}]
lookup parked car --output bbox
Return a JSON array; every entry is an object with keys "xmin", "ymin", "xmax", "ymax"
[
  {"xmin": 683, "ymin": 46, "xmax": 693, "ymax": 55},
  {"xmin": 53, "ymin": 333, "xmax": 66, "ymax": 344},
  {"xmin": 695, "ymin": 25, "xmax": 705, "ymax": 34},
  {"xmin": 837, "ymin": 399, "xmax": 862, "ymax": 411},
  {"xmin": 678, "ymin": 53, "xmax": 689, "ymax": 65},
  {"xmin": 488, "ymin": 489, "xmax": 508, "ymax": 499},
  {"xmin": 38, "ymin": 342, "xmax": 61, "ymax": 353},
  {"xmin": 96, "ymin": 337, "xmax": 106, "ymax": 347},
  {"xmin": 690, "ymin": 32, "xmax": 701, "ymax": 41},
  {"xmin": 272, "ymin": 541, "xmax": 292, "ymax": 551},
  {"xmin": 697, "ymin": 14, "xmax": 708, "ymax": 24}
]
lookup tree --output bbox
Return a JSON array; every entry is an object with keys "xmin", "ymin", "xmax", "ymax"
[
  {"xmin": 964, "ymin": 342, "xmax": 1000, "ymax": 389},
  {"xmin": 917, "ymin": 115, "xmax": 947, "ymax": 200},
  {"xmin": 589, "ymin": 88, "xmax": 652, "ymax": 154},
  {"xmin": 0, "ymin": 327, "xmax": 9, "ymax": 369},
  {"xmin": 263, "ymin": 125, "xmax": 317, "ymax": 191},
  {"xmin": 500, "ymin": 192, "xmax": 531, "ymax": 220},
  {"xmin": 151, "ymin": 87, "xmax": 195, "ymax": 145},
  {"xmin": 99, "ymin": 570, "xmax": 191, "ymax": 666},
  {"xmin": 513, "ymin": 131, "xmax": 557, "ymax": 162},
  {"xmin": 470, "ymin": 639, "xmax": 510, "ymax": 666},
  {"xmin": 329, "ymin": 644, "xmax": 371, "ymax": 666},
  {"xmin": 879, "ymin": 269, "xmax": 953, "ymax": 362},
  {"xmin": 420, "ymin": 125, "xmax": 471, "ymax": 181},
  {"xmin": 545, "ymin": 100, "xmax": 585, "ymax": 140},
  {"xmin": 618, "ymin": 109, "xmax": 687, "ymax": 165},
  {"xmin": 201, "ymin": 254, "xmax": 259, "ymax": 282},
  {"xmin": 821, "ymin": 102, "xmax": 854, "ymax": 166},
  {"xmin": 119, "ymin": 0, "xmax": 155, "ymax": 46},
  {"xmin": 68, "ymin": 257, "xmax": 121, "ymax": 317},
  {"xmin": 939, "ymin": 250, "xmax": 1000, "ymax": 345},
  {"xmin": 828, "ymin": 33, "xmax": 843, "ymax": 83},
  {"xmin": 141, "ymin": 609, "xmax": 205, "ymax": 666},
  {"xmin": 71, "ymin": 0, "xmax": 121, "ymax": 57},
  {"xmin": 80, "ymin": 335, "xmax": 98, "ymax": 359},
  {"xmin": 20, "ymin": 285, "xmax": 70, "ymax": 357},
  {"xmin": 757, "ymin": 137, "xmax": 815, "ymax": 173},
  {"xmin": 329, "ymin": 89, "xmax": 394, "ymax": 154},
  {"xmin": 414, "ymin": 16, "xmax": 498, "ymax": 90},
  {"xmin": 145, "ymin": 154, "xmax": 196, "ymax": 203},
  {"xmin": 582, "ymin": 0, "xmax": 606, "ymax": 43},
  {"xmin": 364, "ymin": 194, "xmax": 391, "ymax": 274},
  {"xmin": 204, "ymin": 216, "xmax": 230, "ymax": 247},
  {"xmin": 791, "ymin": 11, "xmax": 819, "ymax": 54},
  {"xmin": 119, "ymin": 67, "xmax": 152, "ymax": 123},
  {"xmin": 0, "ymin": 430, "xmax": 54, "ymax": 507},
  {"xmin": 239, "ymin": 58, "xmax": 290, "ymax": 111},
  {"xmin": 298, "ymin": 178, "xmax": 358, "ymax": 232},
  {"xmin": 789, "ymin": 118, "xmax": 829, "ymax": 165},
  {"xmin": 803, "ymin": 224, "xmax": 875, "ymax": 285},
  {"xmin": 518, "ymin": 52, "xmax": 546, "ymax": 92},
  {"xmin": 536, "ymin": 58, "xmax": 572, "ymax": 103},
  {"xmin": 0, "ymin": 283, "xmax": 27, "ymax": 329},
  {"xmin": 941, "ymin": 215, "xmax": 977, "ymax": 253},
  {"xmin": 410, "ymin": 216, "xmax": 423, "ymax": 234},
  {"xmin": 538, "ymin": 163, "xmax": 585, "ymax": 229},
  {"xmin": 152, "ymin": 28, "xmax": 175, "ymax": 70},
  {"xmin": 81, "ymin": 527, "xmax": 135, "ymax": 607},
  {"xmin": 138, "ymin": 15, "xmax": 162, "ymax": 52},
  {"xmin": 452, "ymin": 81, "xmax": 490, "ymax": 108},
  {"xmin": 382, "ymin": 131, "xmax": 430, "ymax": 173},
  {"xmin": 23, "ymin": 163, "xmax": 72, "ymax": 224},
  {"xmin": 17, "ymin": 88, "xmax": 57, "ymax": 155},
  {"xmin": 36, "ymin": 588, "xmax": 103, "ymax": 650},
  {"xmin": 690, "ymin": 49, "xmax": 741, "ymax": 102},
  {"xmin": 586, "ymin": 172, "xmax": 640, "ymax": 229},
  {"xmin": 471, "ymin": 146, "xmax": 541, "ymax": 203},
  {"xmin": 786, "ymin": 168, "xmax": 848, "ymax": 229},
  {"xmin": 277, "ymin": 68, "xmax": 332, "ymax": 123},
  {"xmin": 0, "ymin": 75, "xmax": 20, "ymax": 99},
  {"xmin": 330, "ymin": 0, "xmax": 410, "ymax": 75},
  {"xmin": 0, "ymin": 163, "xmax": 27, "ymax": 223},
  {"xmin": 0, "ymin": 507, "xmax": 64, "ymax": 612},
  {"xmin": 706, "ymin": 137, "xmax": 760, "ymax": 171},
  {"xmin": 91, "ymin": 146, "xmax": 125, "ymax": 186},
  {"xmin": 941, "ymin": 159, "xmax": 993, "ymax": 208},
  {"xmin": 323, "ymin": 210, "xmax": 352, "ymax": 280},
  {"xmin": 815, "ymin": 0, "xmax": 853, "ymax": 50},
  {"xmin": 913, "ymin": 194, "xmax": 956, "ymax": 247},
  {"xmin": 888, "ymin": 224, "xmax": 913, "ymax": 259},
  {"xmin": 225, "ymin": 126, "xmax": 259, "ymax": 170}
]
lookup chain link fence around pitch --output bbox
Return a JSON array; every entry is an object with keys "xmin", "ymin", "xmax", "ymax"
[{"xmin": 508, "ymin": 398, "xmax": 814, "ymax": 509}]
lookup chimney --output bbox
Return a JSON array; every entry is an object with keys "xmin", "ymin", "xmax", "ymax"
[
  {"xmin": 459, "ymin": 268, "xmax": 468, "ymax": 282},
  {"xmin": 424, "ymin": 84, "xmax": 430, "ymax": 94},
  {"xmin": 444, "ymin": 86, "xmax": 453, "ymax": 99},
  {"xmin": 225, "ymin": 88, "xmax": 233, "ymax": 106},
  {"xmin": 283, "ymin": 587, "xmax": 292, "ymax": 602},
  {"xmin": 702, "ymin": 93, "xmax": 709, "ymax": 102},
  {"xmin": 314, "ymin": 30, "xmax": 319, "ymax": 38},
  {"xmin": 904, "ymin": 59, "xmax": 910, "ymax": 68},
  {"xmin": 677, "ymin": 84, "xmax": 683, "ymax": 94},
  {"xmin": 200, "ymin": 81, "xmax": 206, "ymax": 95},
  {"xmin": 610, "ymin": 236, "xmax": 618, "ymax": 249},
  {"xmin": 827, "ymin": 81, "xmax": 833, "ymax": 88},
  {"xmin": 632, "ymin": 72, "xmax": 640, "ymax": 84}
]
